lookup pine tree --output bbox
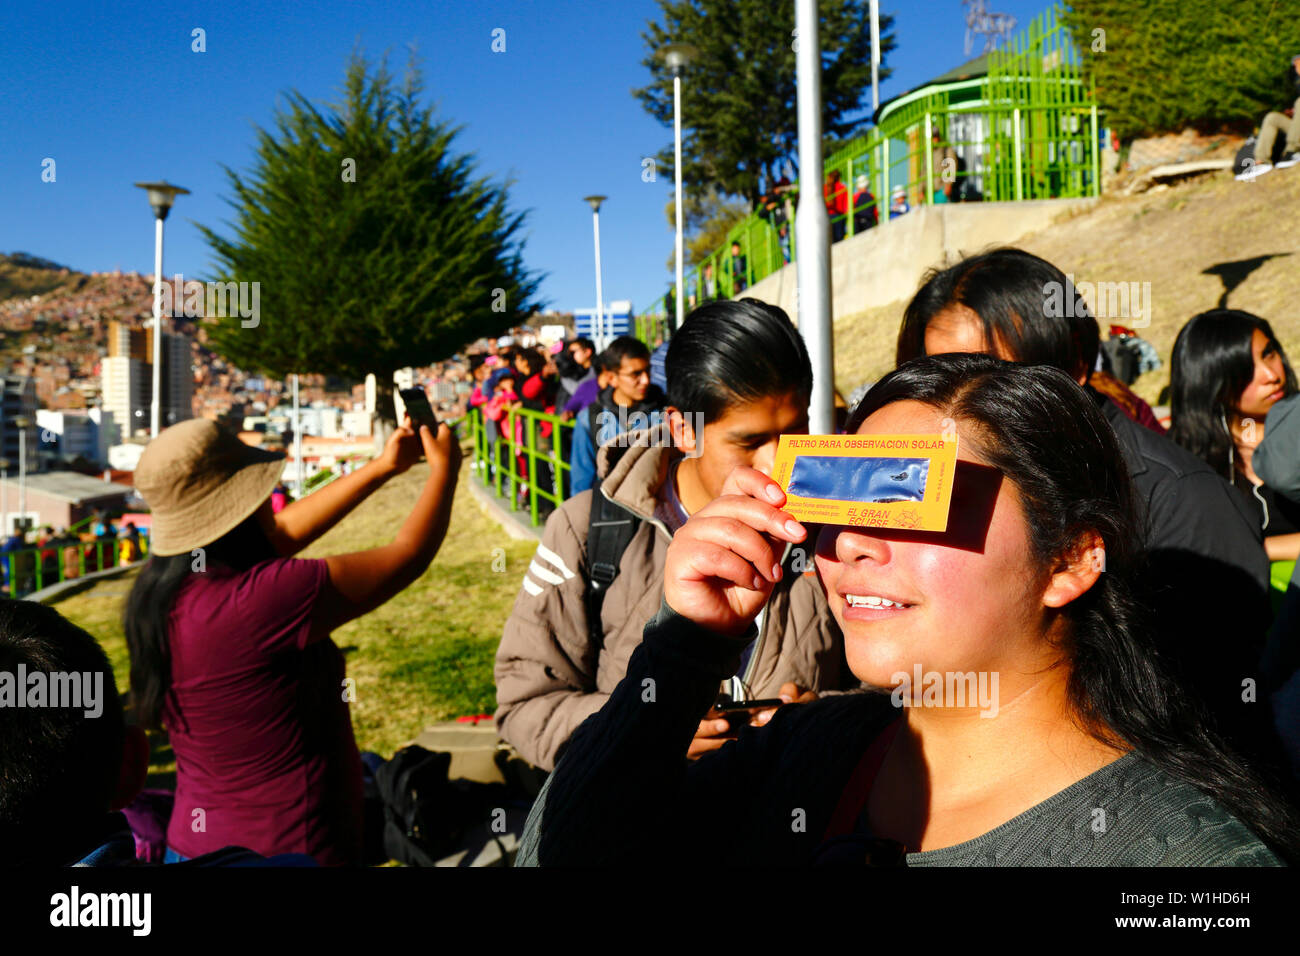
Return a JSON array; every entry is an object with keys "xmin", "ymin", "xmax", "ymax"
[
  {"xmin": 634, "ymin": 0, "xmax": 895, "ymax": 210},
  {"xmin": 1064, "ymin": 0, "xmax": 1300, "ymax": 139},
  {"xmin": 199, "ymin": 53, "xmax": 541, "ymax": 420}
]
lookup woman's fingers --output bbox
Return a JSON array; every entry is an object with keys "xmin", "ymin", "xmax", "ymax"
[
  {"xmin": 681, "ymin": 514, "xmax": 784, "ymax": 584},
  {"xmin": 695, "ymin": 496, "xmax": 805, "ymax": 547},
  {"xmin": 718, "ymin": 464, "xmax": 789, "ymax": 506},
  {"xmin": 679, "ymin": 539, "xmax": 771, "ymax": 592},
  {"xmin": 421, "ymin": 423, "xmax": 453, "ymax": 467}
]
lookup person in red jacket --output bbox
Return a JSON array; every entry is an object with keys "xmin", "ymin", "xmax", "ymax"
[{"xmin": 824, "ymin": 170, "xmax": 849, "ymax": 242}]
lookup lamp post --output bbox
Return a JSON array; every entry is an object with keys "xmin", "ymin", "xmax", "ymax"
[
  {"xmin": 660, "ymin": 43, "xmax": 696, "ymax": 336},
  {"xmin": 583, "ymin": 195, "xmax": 608, "ymax": 352},
  {"xmin": 795, "ymin": 0, "xmax": 834, "ymax": 434},
  {"xmin": 14, "ymin": 416, "xmax": 29, "ymax": 534},
  {"xmin": 133, "ymin": 180, "xmax": 190, "ymax": 438},
  {"xmin": 0, "ymin": 458, "xmax": 8, "ymax": 536}
]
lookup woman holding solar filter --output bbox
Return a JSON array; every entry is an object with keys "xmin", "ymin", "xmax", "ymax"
[
  {"xmin": 893, "ymin": 246, "xmax": 1285, "ymax": 787},
  {"xmin": 517, "ymin": 353, "xmax": 1299, "ymax": 866}
]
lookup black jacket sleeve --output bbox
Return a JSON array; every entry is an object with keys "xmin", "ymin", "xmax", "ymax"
[{"xmin": 516, "ymin": 598, "xmax": 792, "ymax": 866}]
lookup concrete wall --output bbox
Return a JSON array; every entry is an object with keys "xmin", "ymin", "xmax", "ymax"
[{"xmin": 742, "ymin": 198, "xmax": 1098, "ymax": 322}]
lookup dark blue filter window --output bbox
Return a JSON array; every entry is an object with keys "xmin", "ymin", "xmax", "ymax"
[{"xmin": 787, "ymin": 456, "xmax": 929, "ymax": 503}]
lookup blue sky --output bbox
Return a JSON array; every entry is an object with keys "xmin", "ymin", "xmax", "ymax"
[{"xmin": 0, "ymin": 0, "xmax": 1053, "ymax": 318}]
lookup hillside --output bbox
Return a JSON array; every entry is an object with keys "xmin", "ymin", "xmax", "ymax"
[
  {"xmin": 0, "ymin": 251, "xmax": 86, "ymax": 302},
  {"xmin": 832, "ymin": 167, "xmax": 1300, "ymax": 405}
]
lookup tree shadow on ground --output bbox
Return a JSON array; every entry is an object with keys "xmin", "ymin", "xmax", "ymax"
[{"xmin": 1202, "ymin": 254, "xmax": 1292, "ymax": 308}]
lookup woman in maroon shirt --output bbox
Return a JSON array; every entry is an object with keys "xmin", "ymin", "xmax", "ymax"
[{"xmin": 127, "ymin": 416, "xmax": 458, "ymax": 865}]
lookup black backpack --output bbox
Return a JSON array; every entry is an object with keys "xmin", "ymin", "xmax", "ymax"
[
  {"xmin": 1235, "ymin": 134, "xmax": 1286, "ymax": 176},
  {"xmin": 583, "ymin": 485, "xmax": 643, "ymax": 648},
  {"xmin": 1235, "ymin": 136, "xmax": 1259, "ymax": 176},
  {"xmin": 375, "ymin": 745, "xmax": 510, "ymax": 866}
]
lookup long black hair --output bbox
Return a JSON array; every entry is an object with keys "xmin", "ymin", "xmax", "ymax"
[
  {"xmin": 1168, "ymin": 309, "xmax": 1297, "ymax": 480},
  {"xmin": 896, "ymin": 246, "xmax": 1100, "ymax": 380},
  {"xmin": 848, "ymin": 352, "xmax": 1300, "ymax": 862},
  {"xmin": 125, "ymin": 510, "xmax": 277, "ymax": 730},
  {"xmin": 667, "ymin": 298, "xmax": 813, "ymax": 425}
]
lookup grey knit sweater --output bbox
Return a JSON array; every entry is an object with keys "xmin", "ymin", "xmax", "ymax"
[{"xmin": 517, "ymin": 599, "xmax": 1283, "ymax": 867}]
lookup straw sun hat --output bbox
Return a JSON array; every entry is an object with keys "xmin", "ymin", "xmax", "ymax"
[{"xmin": 134, "ymin": 419, "xmax": 286, "ymax": 556}]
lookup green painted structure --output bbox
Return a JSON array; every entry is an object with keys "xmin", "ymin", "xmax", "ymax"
[{"xmin": 636, "ymin": 3, "xmax": 1098, "ymax": 345}]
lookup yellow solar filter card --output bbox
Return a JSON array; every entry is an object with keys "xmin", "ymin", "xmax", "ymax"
[{"xmin": 770, "ymin": 434, "xmax": 959, "ymax": 532}]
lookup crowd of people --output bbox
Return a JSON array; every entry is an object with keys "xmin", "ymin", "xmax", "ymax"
[
  {"xmin": 0, "ymin": 515, "xmax": 142, "ymax": 596},
  {"xmin": 663, "ymin": 133, "xmax": 986, "ymax": 318},
  {"xmin": 6, "ymin": 244, "xmax": 1300, "ymax": 869}
]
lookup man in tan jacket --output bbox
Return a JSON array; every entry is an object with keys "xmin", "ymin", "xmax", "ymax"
[{"xmin": 495, "ymin": 299, "xmax": 856, "ymax": 771}]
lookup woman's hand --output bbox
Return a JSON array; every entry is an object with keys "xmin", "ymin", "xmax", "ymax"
[
  {"xmin": 378, "ymin": 417, "xmax": 425, "ymax": 476},
  {"xmin": 419, "ymin": 421, "xmax": 461, "ymax": 486},
  {"xmin": 663, "ymin": 466, "xmax": 806, "ymax": 639},
  {"xmin": 686, "ymin": 682, "xmax": 819, "ymax": 759}
]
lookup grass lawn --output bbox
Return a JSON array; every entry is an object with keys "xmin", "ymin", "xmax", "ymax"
[{"xmin": 48, "ymin": 454, "xmax": 539, "ymax": 781}]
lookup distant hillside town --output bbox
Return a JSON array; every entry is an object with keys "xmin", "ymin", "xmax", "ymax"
[{"xmin": 0, "ymin": 252, "xmax": 569, "ymax": 537}]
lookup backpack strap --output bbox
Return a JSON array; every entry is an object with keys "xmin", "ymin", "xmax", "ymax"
[{"xmin": 584, "ymin": 485, "xmax": 642, "ymax": 650}]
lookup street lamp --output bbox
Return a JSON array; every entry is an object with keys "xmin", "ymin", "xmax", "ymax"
[
  {"xmin": 659, "ymin": 42, "xmax": 696, "ymax": 336},
  {"xmin": 583, "ymin": 195, "xmax": 608, "ymax": 352},
  {"xmin": 0, "ymin": 458, "xmax": 8, "ymax": 536},
  {"xmin": 794, "ymin": 0, "xmax": 834, "ymax": 434},
  {"xmin": 13, "ymin": 416, "xmax": 29, "ymax": 534},
  {"xmin": 133, "ymin": 179, "xmax": 190, "ymax": 438}
]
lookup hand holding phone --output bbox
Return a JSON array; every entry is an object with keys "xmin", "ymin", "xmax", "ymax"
[{"xmin": 398, "ymin": 387, "xmax": 439, "ymax": 434}]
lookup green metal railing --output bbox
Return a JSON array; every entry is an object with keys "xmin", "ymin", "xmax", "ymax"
[
  {"xmin": 635, "ymin": 3, "xmax": 1096, "ymax": 336},
  {"xmin": 4, "ymin": 531, "xmax": 152, "ymax": 598},
  {"xmin": 465, "ymin": 405, "xmax": 574, "ymax": 527}
]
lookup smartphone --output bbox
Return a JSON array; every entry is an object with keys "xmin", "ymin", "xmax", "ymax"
[
  {"xmin": 398, "ymin": 387, "xmax": 439, "ymax": 433},
  {"xmin": 712, "ymin": 698, "xmax": 784, "ymax": 714},
  {"xmin": 705, "ymin": 697, "xmax": 784, "ymax": 730}
]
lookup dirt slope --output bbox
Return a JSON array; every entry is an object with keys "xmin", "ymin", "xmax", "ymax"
[{"xmin": 833, "ymin": 167, "xmax": 1300, "ymax": 405}]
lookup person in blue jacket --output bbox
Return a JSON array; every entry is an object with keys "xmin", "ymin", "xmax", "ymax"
[{"xmin": 568, "ymin": 337, "xmax": 666, "ymax": 497}]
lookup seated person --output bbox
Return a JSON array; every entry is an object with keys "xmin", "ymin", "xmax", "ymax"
[
  {"xmin": 497, "ymin": 299, "xmax": 858, "ymax": 771},
  {"xmin": 126, "ymin": 416, "xmax": 458, "ymax": 865},
  {"xmin": 1250, "ymin": 54, "xmax": 1300, "ymax": 172},
  {"xmin": 1169, "ymin": 309, "xmax": 1300, "ymax": 562},
  {"xmin": 0, "ymin": 599, "xmax": 313, "ymax": 866},
  {"xmin": 518, "ymin": 354, "xmax": 1298, "ymax": 866}
]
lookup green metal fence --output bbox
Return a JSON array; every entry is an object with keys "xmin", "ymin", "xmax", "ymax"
[
  {"xmin": 4, "ymin": 531, "xmax": 151, "ymax": 598},
  {"xmin": 636, "ymin": 3, "xmax": 1095, "ymax": 335},
  {"xmin": 465, "ymin": 404, "xmax": 574, "ymax": 527}
]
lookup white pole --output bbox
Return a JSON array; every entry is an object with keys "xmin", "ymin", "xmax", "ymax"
[
  {"xmin": 673, "ymin": 72, "xmax": 686, "ymax": 334},
  {"xmin": 592, "ymin": 207, "xmax": 606, "ymax": 352},
  {"xmin": 292, "ymin": 374, "xmax": 303, "ymax": 498},
  {"xmin": 150, "ymin": 216, "xmax": 164, "ymax": 437},
  {"xmin": 870, "ymin": 0, "xmax": 880, "ymax": 113},
  {"xmin": 795, "ymin": 0, "xmax": 834, "ymax": 435},
  {"xmin": 18, "ymin": 427, "xmax": 26, "ymax": 532},
  {"xmin": 924, "ymin": 112, "xmax": 933, "ymax": 204},
  {"xmin": 1013, "ymin": 107, "xmax": 1023, "ymax": 201}
]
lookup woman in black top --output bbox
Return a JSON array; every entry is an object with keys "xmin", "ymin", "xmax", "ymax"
[
  {"xmin": 518, "ymin": 355, "xmax": 1300, "ymax": 866},
  {"xmin": 1169, "ymin": 308, "xmax": 1300, "ymax": 561}
]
